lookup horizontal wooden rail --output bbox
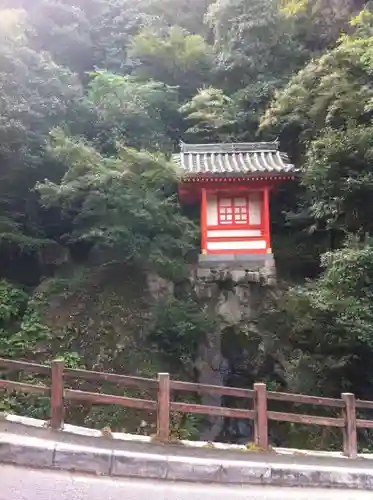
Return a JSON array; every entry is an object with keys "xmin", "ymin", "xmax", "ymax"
[
  {"xmin": 357, "ymin": 419, "xmax": 373, "ymax": 429},
  {"xmin": 171, "ymin": 380, "xmax": 254, "ymax": 398},
  {"xmin": 0, "ymin": 379, "xmax": 49, "ymax": 395},
  {"xmin": 170, "ymin": 401, "xmax": 255, "ymax": 419},
  {"xmin": 356, "ymin": 399, "xmax": 373, "ymax": 410},
  {"xmin": 268, "ymin": 391, "xmax": 345, "ymax": 408},
  {"xmin": 268, "ymin": 411, "xmax": 345, "ymax": 427},
  {"xmin": 64, "ymin": 367, "xmax": 158, "ymax": 389},
  {"xmin": 64, "ymin": 389, "xmax": 157, "ymax": 411},
  {"xmin": 0, "ymin": 358, "xmax": 50, "ymax": 375},
  {"xmin": 1, "ymin": 357, "xmax": 373, "ymax": 458}
]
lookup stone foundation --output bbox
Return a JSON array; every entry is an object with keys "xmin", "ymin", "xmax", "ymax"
[{"xmin": 197, "ymin": 253, "xmax": 276, "ymax": 286}]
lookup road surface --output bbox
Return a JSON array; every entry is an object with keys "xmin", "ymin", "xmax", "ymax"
[{"xmin": 0, "ymin": 464, "xmax": 371, "ymax": 500}]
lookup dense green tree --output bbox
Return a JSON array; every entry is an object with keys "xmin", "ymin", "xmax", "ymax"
[
  {"xmin": 0, "ymin": 9, "xmax": 83, "ymax": 283},
  {"xmin": 207, "ymin": 0, "xmax": 307, "ymax": 90},
  {"xmin": 1, "ymin": 0, "xmax": 151, "ymax": 76},
  {"xmin": 262, "ymin": 238, "xmax": 373, "ymax": 400},
  {"xmin": 280, "ymin": 0, "xmax": 367, "ymax": 51},
  {"xmin": 3, "ymin": 0, "xmax": 215, "ymax": 76},
  {"xmin": 85, "ymin": 71, "xmax": 182, "ymax": 151},
  {"xmin": 303, "ymin": 127, "xmax": 373, "ymax": 234},
  {"xmin": 180, "ymin": 87, "xmax": 233, "ymax": 143},
  {"xmin": 138, "ymin": 0, "xmax": 214, "ymax": 36},
  {"xmin": 261, "ymin": 9, "xmax": 373, "ymax": 233},
  {"xmin": 0, "ymin": 9, "xmax": 83, "ymax": 204},
  {"xmin": 129, "ymin": 26, "xmax": 214, "ymax": 99},
  {"xmin": 227, "ymin": 79, "xmax": 283, "ymax": 141},
  {"xmin": 37, "ymin": 130, "xmax": 197, "ymax": 280},
  {"xmin": 262, "ymin": 13, "xmax": 373, "ymax": 148}
]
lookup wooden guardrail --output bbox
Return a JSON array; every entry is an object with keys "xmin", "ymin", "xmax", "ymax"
[{"xmin": 0, "ymin": 357, "xmax": 373, "ymax": 458}]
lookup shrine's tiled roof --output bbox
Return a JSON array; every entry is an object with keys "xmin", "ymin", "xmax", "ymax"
[{"xmin": 173, "ymin": 142, "xmax": 295, "ymax": 177}]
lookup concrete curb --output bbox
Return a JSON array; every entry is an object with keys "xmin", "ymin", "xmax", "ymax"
[{"xmin": 1, "ymin": 432, "xmax": 373, "ymax": 490}]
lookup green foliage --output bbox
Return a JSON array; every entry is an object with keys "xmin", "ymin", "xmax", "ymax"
[
  {"xmin": 149, "ymin": 295, "xmax": 217, "ymax": 373},
  {"xmin": 86, "ymin": 71, "xmax": 181, "ymax": 151},
  {"xmin": 280, "ymin": 0, "xmax": 309, "ymax": 13},
  {"xmin": 258, "ymin": 236, "xmax": 373, "ymax": 403},
  {"xmin": 138, "ymin": 0, "xmax": 213, "ymax": 36},
  {"xmin": 308, "ymin": 239, "xmax": 373, "ymax": 348},
  {"xmin": 169, "ymin": 412, "xmax": 201, "ymax": 441},
  {"xmin": 0, "ymin": 279, "xmax": 50, "ymax": 360},
  {"xmin": 0, "ymin": 280, "xmax": 27, "ymax": 325},
  {"xmin": 0, "ymin": 7, "xmax": 84, "ymax": 273},
  {"xmin": 261, "ymin": 10, "xmax": 373, "ymax": 156},
  {"xmin": 207, "ymin": 0, "xmax": 307, "ymax": 89},
  {"xmin": 129, "ymin": 26, "xmax": 214, "ymax": 99},
  {"xmin": 180, "ymin": 87, "xmax": 233, "ymax": 142},
  {"xmin": 280, "ymin": 0, "xmax": 367, "ymax": 51},
  {"xmin": 228, "ymin": 79, "xmax": 283, "ymax": 142},
  {"xmin": 260, "ymin": 6, "xmax": 373, "ymax": 266},
  {"xmin": 304, "ymin": 126, "xmax": 373, "ymax": 232},
  {"xmin": 52, "ymin": 351, "xmax": 85, "ymax": 369},
  {"xmin": 1, "ymin": 310, "xmax": 51, "ymax": 359},
  {"xmin": 0, "ymin": 10, "xmax": 83, "ymax": 190},
  {"xmin": 37, "ymin": 130, "xmax": 198, "ymax": 280},
  {"xmin": 17, "ymin": 0, "xmax": 152, "ymax": 75}
]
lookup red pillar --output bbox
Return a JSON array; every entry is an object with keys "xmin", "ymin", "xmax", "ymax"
[
  {"xmin": 201, "ymin": 188, "xmax": 207, "ymax": 254},
  {"xmin": 263, "ymin": 187, "xmax": 271, "ymax": 252}
]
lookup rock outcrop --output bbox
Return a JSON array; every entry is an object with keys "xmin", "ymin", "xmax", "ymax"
[{"xmin": 193, "ymin": 267, "xmax": 279, "ymax": 442}]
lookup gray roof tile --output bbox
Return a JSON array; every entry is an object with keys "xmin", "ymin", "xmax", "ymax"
[{"xmin": 173, "ymin": 142, "xmax": 295, "ymax": 176}]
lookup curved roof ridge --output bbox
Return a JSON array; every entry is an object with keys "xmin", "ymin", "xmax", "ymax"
[
  {"xmin": 180, "ymin": 141, "xmax": 279, "ymax": 154},
  {"xmin": 174, "ymin": 141, "xmax": 296, "ymax": 176}
]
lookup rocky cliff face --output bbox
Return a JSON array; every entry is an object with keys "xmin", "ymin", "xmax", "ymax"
[{"xmin": 193, "ymin": 269, "xmax": 280, "ymax": 442}]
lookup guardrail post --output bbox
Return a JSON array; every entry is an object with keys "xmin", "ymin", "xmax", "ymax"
[
  {"xmin": 157, "ymin": 373, "xmax": 170, "ymax": 442},
  {"xmin": 50, "ymin": 359, "xmax": 65, "ymax": 430},
  {"xmin": 342, "ymin": 392, "xmax": 357, "ymax": 458},
  {"xmin": 254, "ymin": 382, "xmax": 268, "ymax": 448}
]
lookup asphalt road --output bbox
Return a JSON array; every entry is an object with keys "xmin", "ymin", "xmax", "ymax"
[{"xmin": 0, "ymin": 464, "xmax": 372, "ymax": 500}]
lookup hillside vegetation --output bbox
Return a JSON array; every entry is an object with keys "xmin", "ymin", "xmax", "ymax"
[{"xmin": 1, "ymin": 0, "xmax": 373, "ymax": 448}]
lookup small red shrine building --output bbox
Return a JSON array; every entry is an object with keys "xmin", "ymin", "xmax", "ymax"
[{"xmin": 175, "ymin": 142, "xmax": 296, "ymax": 269}]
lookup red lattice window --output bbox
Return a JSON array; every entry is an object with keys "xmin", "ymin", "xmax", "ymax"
[{"xmin": 218, "ymin": 197, "xmax": 248, "ymax": 225}]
